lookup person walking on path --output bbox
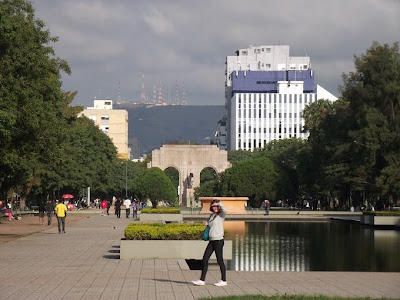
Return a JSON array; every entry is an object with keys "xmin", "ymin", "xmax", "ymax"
[
  {"xmin": 132, "ymin": 199, "xmax": 138, "ymax": 219},
  {"xmin": 115, "ymin": 198, "xmax": 122, "ymax": 219},
  {"xmin": 100, "ymin": 199, "xmax": 108, "ymax": 216},
  {"xmin": 46, "ymin": 200, "xmax": 55, "ymax": 225},
  {"xmin": 193, "ymin": 200, "xmax": 227, "ymax": 287},
  {"xmin": 123, "ymin": 197, "xmax": 131, "ymax": 218},
  {"xmin": 38, "ymin": 201, "xmax": 45, "ymax": 225},
  {"xmin": 54, "ymin": 200, "xmax": 67, "ymax": 234},
  {"xmin": 264, "ymin": 200, "xmax": 270, "ymax": 216},
  {"xmin": 106, "ymin": 199, "xmax": 111, "ymax": 215}
]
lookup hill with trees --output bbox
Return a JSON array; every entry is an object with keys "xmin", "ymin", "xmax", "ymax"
[{"xmin": 117, "ymin": 105, "xmax": 225, "ymax": 156}]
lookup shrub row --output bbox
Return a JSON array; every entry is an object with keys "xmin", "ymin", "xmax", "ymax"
[
  {"xmin": 141, "ymin": 207, "xmax": 181, "ymax": 214},
  {"xmin": 124, "ymin": 223, "xmax": 204, "ymax": 240},
  {"xmin": 363, "ymin": 211, "xmax": 400, "ymax": 216}
]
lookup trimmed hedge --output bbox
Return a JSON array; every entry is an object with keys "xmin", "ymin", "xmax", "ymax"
[
  {"xmin": 124, "ymin": 223, "xmax": 204, "ymax": 240},
  {"xmin": 363, "ymin": 211, "xmax": 400, "ymax": 216},
  {"xmin": 141, "ymin": 207, "xmax": 181, "ymax": 214}
]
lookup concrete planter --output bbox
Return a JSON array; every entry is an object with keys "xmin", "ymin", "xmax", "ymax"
[
  {"xmin": 361, "ymin": 215, "xmax": 400, "ymax": 227},
  {"xmin": 139, "ymin": 213, "xmax": 183, "ymax": 223},
  {"xmin": 120, "ymin": 240, "xmax": 232, "ymax": 260}
]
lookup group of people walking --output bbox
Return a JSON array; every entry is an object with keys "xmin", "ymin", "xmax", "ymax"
[
  {"xmin": 97, "ymin": 197, "xmax": 139, "ymax": 219},
  {"xmin": 37, "ymin": 200, "xmax": 68, "ymax": 234}
]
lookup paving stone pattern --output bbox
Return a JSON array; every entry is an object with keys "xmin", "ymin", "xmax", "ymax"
[{"xmin": 0, "ymin": 215, "xmax": 399, "ymax": 300}]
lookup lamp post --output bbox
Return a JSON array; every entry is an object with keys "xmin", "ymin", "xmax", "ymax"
[{"xmin": 125, "ymin": 160, "xmax": 128, "ymax": 198}]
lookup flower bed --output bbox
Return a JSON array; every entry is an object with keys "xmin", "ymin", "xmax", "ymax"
[
  {"xmin": 363, "ymin": 211, "xmax": 400, "ymax": 216},
  {"xmin": 125, "ymin": 223, "xmax": 203, "ymax": 240},
  {"xmin": 141, "ymin": 207, "xmax": 181, "ymax": 214},
  {"xmin": 139, "ymin": 207, "xmax": 182, "ymax": 222}
]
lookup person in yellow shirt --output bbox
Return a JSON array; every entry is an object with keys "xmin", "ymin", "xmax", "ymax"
[{"xmin": 54, "ymin": 200, "xmax": 68, "ymax": 234}]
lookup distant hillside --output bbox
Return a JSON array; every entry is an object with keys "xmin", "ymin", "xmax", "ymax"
[{"xmin": 120, "ymin": 105, "xmax": 225, "ymax": 156}]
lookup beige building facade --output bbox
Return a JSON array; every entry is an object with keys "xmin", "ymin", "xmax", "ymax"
[{"xmin": 80, "ymin": 99, "xmax": 129, "ymax": 160}]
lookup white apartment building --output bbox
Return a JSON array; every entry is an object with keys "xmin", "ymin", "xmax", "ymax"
[
  {"xmin": 80, "ymin": 99, "xmax": 129, "ymax": 160},
  {"xmin": 219, "ymin": 45, "xmax": 337, "ymax": 151}
]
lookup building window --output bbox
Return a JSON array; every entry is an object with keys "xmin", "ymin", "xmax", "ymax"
[
  {"xmin": 101, "ymin": 125, "xmax": 109, "ymax": 133},
  {"xmin": 242, "ymin": 50, "xmax": 248, "ymax": 55},
  {"xmin": 266, "ymin": 48, "xmax": 271, "ymax": 53},
  {"xmin": 101, "ymin": 115, "xmax": 109, "ymax": 125}
]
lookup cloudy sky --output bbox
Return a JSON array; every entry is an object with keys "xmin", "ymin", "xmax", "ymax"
[{"xmin": 32, "ymin": 0, "xmax": 399, "ymax": 107}]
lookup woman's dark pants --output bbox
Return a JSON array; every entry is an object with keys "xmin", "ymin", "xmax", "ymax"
[{"xmin": 200, "ymin": 239, "xmax": 226, "ymax": 281}]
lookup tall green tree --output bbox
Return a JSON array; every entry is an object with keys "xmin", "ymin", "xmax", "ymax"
[
  {"xmin": 219, "ymin": 157, "xmax": 278, "ymax": 207},
  {"xmin": 263, "ymin": 138, "xmax": 306, "ymax": 203},
  {"xmin": 137, "ymin": 167, "xmax": 177, "ymax": 208},
  {"xmin": 340, "ymin": 42, "xmax": 400, "ymax": 206},
  {"xmin": 0, "ymin": 0, "xmax": 70, "ymax": 201}
]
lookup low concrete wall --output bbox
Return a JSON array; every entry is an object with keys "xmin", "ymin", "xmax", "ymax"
[
  {"xmin": 139, "ymin": 213, "xmax": 183, "ymax": 223},
  {"xmin": 120, "ymin": 240, "xmax": 232, "ymax": 260},
  {"xmin": 374, "ymin": 216, "xmax": 400, "ymax": 226},
  {"xmin": 361, "ymin": 215, "xmax": 400, "ymax": 227},
  {"xmin": 361, "ymin": 215, "xmax": 374, "ymax": 225}
]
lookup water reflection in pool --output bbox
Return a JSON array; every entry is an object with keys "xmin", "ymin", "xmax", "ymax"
[{"xmin": 224, "ymin": 221, "xmax": 400, "ymax": 272}]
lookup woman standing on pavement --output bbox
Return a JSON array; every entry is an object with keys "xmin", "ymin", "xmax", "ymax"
[{"xmin": 192, "ymin": 200, "xmax": 227, "ymax": 287}]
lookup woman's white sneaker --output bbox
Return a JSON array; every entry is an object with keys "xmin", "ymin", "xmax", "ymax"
[
  {"xmin": 192, "ymin": 280, "xmax": 205, "ymax": 286},
  {"xmin": 214, "ymin": 280, "xmax": 227, "ymax": 287}
]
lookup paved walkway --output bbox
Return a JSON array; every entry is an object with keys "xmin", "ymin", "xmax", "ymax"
[{"xmin": 0, "ymin": 214, "xmax": 399, "ymax": 300}]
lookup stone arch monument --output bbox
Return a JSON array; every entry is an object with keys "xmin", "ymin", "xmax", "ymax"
[{"xmin": 148, "ymin": 145, "xmax": 232, "ymax": 206}]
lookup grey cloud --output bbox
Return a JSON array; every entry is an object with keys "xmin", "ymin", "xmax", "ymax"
[{"xmin": 33, "ymin": 0, "xmax": 399, "ymax": 106}]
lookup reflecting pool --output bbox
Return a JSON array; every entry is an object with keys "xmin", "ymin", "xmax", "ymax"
[{"xmin": 224, "ymin": 221, "xmax": 400, "ymax": 272}]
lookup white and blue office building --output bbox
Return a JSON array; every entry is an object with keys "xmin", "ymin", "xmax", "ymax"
[{"xmin": 218, "ymin": 45, "xmax": 337, "ymax": 151}]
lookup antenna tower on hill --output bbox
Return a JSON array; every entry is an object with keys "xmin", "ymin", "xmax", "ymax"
[
  {"xmin": 117, "ymin": 81, "xmax": 121, "ymax": 104},
  {"xmin": 152, "ymin": 85, "xmax": 157, "ymax": 104},
  {"xmin": 182, "ymin": 83, "xmax": 187, "ymax": 106},
  {"xmin": 175, "ymin": 81, "xmax": 180, "ymax": 105},
  {"xmin": 158, "ymin": 82, "xmax": 163, "ymax": 105},
  {"xmin": 141, "ymin": 74, "xmax": 147, "ymax": 104}
]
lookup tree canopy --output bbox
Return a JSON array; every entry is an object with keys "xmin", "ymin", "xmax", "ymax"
[{"xmin": 136, "ymin": 167, "xmax": 177, "ymax": 208}]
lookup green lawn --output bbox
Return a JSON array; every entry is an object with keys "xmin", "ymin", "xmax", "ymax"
[{"xmin": 199, "ymin": 296, "xmax": 396, "ymax": 300}]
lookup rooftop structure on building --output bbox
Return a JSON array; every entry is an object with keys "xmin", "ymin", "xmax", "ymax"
[{"xmin": 217, "ymin": 45, "xmax": 337, "ymax": 151}]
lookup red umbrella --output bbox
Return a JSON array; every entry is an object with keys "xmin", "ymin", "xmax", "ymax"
[{"xmin": 62, "ymin": 194, "xmax": 74, "ymax": 199}]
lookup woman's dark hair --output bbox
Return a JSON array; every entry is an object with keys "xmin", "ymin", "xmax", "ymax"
[{"xmin": 209, "ymin": 200, "xmax": 222, "ymax": 214}]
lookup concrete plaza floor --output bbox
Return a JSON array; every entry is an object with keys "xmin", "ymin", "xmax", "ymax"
[{"xmin": 0, "ymin": 213, "xmax": 399, "ymax": 300}]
